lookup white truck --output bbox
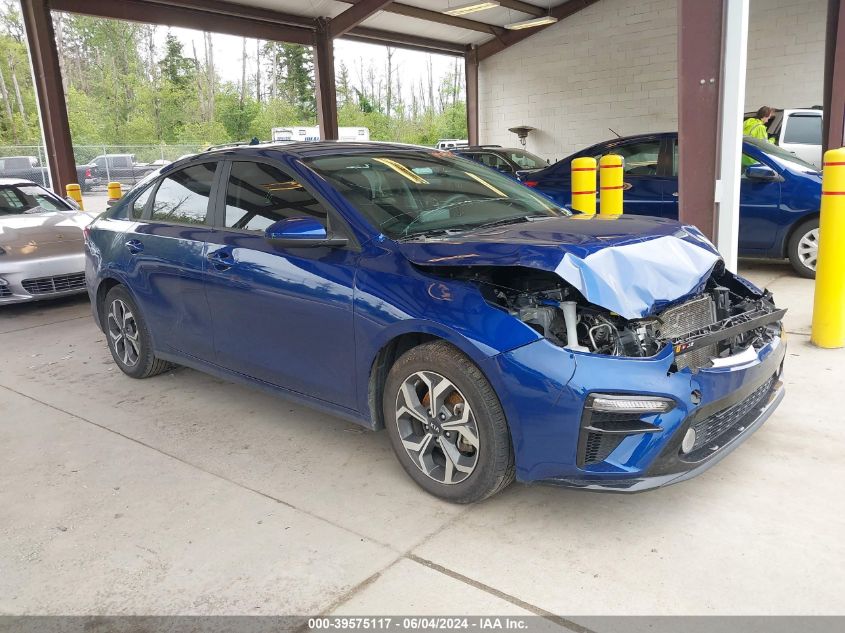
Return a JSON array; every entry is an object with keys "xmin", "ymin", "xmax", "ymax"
[
  {"xmin": 749, "ymin": 108, "xmax": 823, "ymax": 169},
  {"xmin": 271, "ymin": 126, "xmax": 370, "ymax": 142}
]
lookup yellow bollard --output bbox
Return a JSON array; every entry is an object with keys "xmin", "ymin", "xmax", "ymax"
[
  {"xmin": 811, "ymin": 147, "xmax": 845, "ymax": 348},
  {"xmin": 107, "ymin": 181, "xmax": 123, "ymax": 203},
  {"xmin": 599, "ymin": 154, "xmax": 624, "ymax": 215},
  {"xmin": 571, "ymin": 157, "xmax": 597, "ymax": 215},
  {"xmin": 65, "ymin": 183, "xmax": 84, "ymax": 211}
]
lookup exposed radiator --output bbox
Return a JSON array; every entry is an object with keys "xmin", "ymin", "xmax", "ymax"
[{"xmin": 660, "ymin": 295, "xmax": 717, "ymax": 370}]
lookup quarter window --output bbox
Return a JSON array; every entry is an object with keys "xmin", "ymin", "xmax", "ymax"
[
  {"xmin": 223, "ymin": 161, "xmax": 327, "ymax": 232},
  {"xmin": 0, "ymin": 188, "xmax": 25, "ymax": 214},
  {"xmin": 130, "ymin": 184, "xmax": 155, "ymax": 219},
  {"xmin": 150, "ymin": 162, "xmax": 217, "ymax": 224}
]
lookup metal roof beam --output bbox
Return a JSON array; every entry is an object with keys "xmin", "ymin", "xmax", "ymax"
[
  {"xmin": 337, "ymin": 0, "xmax": 505, "ymax": 36},
  {"xmin": 477, "ymin": 0, "xmax": 598, "ymax": 61},
  {"xmin": 330, "ymin": 0, "xmax": 393, "ymax": 39},
  {"xmin": 497, "ymin": 1, "xmax": 546, "ymax": 17},
  {"xmin": 49, "ymin": 0, "xmax": 315, "ymax": 45}
]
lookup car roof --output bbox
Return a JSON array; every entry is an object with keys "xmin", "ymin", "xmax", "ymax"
[
  {"xmin": 0, "ymin": 177, "xmax": 38, "ymax": 186},
  {"xmin": 177, "ymin": 140, "xmax": 434, "ymax": 163}
]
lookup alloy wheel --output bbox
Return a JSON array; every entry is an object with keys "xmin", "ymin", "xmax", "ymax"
[
  {"xmin": 395, "ymin": 371, "xmax": 480, "ymax": 485},
  {"xmin": 797, "ymin": 227, "xmax": 819, "ymax": 271},
  {"xmin": 107, "ymin": 298, "xmax": 141, "ymax": 367}
]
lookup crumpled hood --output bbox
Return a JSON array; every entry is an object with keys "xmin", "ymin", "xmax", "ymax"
[{"xmin": 397, "ymin": 214, "xmax": 722, "ymax": 319}]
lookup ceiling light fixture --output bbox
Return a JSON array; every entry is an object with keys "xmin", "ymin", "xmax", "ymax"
[
  {"xmin": 504, "ymin": 15, "xmax": 558, "ymax": 29},
  {"xmin": 443, "ymin": 1, "xmax": 500, "ymax": 17}
]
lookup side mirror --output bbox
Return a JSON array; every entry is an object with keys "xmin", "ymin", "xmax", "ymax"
[
  {"xmin": 264, "ymin": 217, "xmax": 347, "ymax": 248},
  {"xmin": 745, "ymin": 165, "xmax": 781, "ymax": 182},
  {"xmin": 64, "ymin": 196, "xmax": 82, "ymax": 210}
]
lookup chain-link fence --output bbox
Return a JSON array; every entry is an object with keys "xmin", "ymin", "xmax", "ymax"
[{"xmin": 0, "ymin": 143, "xmax": 207, "ymax": 193}]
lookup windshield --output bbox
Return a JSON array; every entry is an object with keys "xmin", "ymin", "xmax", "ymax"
[
  {"xmin": 744, "ymin": 136, "xmax": 818, "ymax": 172},
  {"xmin": 305, "ymin": 151, "xmax": 565, "ymax": 239},
  {"xmin": 506, "ymin": 149, "xmax": 547, "ymax": 169}
]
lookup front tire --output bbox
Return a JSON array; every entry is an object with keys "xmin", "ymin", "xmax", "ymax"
[
  {"xmin": 102, "ymin": 286, "xmax": 171, "ymax": 379},
  {"xmin": 383, "ymin": 341, "xmax": 514, "ymax": 503},
  {"xmin": 787, "ymin": 218, "xmax": 819, "ymax": 278}
]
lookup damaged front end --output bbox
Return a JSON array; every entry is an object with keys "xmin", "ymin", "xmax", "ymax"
[{"xmin": 427, "ymin": 262, "xmax": 784, "ymax": 373}]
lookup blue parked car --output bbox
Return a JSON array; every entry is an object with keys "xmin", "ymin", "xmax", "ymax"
[
  {"xmin": 85, "ymin": 143, "xmax": 785, "ymax": 502},
  {"xmin": 521, "ymin": 133, "xmax": 822, "ymax": 277}
]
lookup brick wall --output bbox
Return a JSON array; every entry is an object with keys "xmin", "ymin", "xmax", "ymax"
[{"xmin": 478, "ymin": 0, "xmax": 825, "ymax": 160}]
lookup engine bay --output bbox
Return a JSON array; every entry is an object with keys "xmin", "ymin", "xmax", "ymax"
[{"xmin": 426, "ymin": 264, "xmax": 785, "ymax": 371}]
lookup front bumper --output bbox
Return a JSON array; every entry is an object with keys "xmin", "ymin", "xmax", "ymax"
[
  {"xmin": 541, "ymin": 377, "xmax": 784, "ymax": 492},
  {"xmin": 0, "ymin": 252, "xmax": 87, "ymax": 304},
  {"xmin": 489, "ymin": 329, "xmax": 786, "ymax": 489}
]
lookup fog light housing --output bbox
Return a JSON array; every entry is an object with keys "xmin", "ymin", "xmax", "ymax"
[
  {"xmin": 590, "ymin": 394, "xmax": 675, "ymax": 414},
  {"xmin": 681, "ymin": 427, "xmax": 697, "ymax": 454}
]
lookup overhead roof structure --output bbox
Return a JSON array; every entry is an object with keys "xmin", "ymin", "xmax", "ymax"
[{"xmin": 18, "ymin": 0, "xmax": 845, "ymax": 258}]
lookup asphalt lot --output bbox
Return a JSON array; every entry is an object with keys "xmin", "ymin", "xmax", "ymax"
[{"xmin": 1, "ymin": 261, "xmax": 844, "ymax": 620}]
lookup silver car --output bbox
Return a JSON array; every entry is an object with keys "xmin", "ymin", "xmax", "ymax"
[{"xmin": 0, "ymin": 178, "xmax": 95, "ymax": 304}]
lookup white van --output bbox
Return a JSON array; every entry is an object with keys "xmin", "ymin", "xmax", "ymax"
[
  {"xmin": 435, "ymin": 139, "xmax": 469, "ymax": 150},
  {"xmin": 746, "ymin": 108, "xmax": 823, "ymax": 169},
  {"xmin": 770, "ymin": 109, "xmax": 822, "ymax": 169},
  {"xmin": 271, "ymin": 126, "xmax": 370, "ymax": 143}
]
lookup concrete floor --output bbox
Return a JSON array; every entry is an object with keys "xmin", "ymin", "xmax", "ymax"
[{"xmin": 1, "ymin": 261, "xmax": 844, "ymax": 619}]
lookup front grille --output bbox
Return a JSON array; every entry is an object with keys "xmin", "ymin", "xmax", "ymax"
[
  {"xmin": 0, "ymin": 285, "xmax": 11, "ymax": 297},
  {"xmin": 21, "ymin": 272, "xmax": 86, "ymax": 295},
  {"xmin": 660, "ymin": 295, "xmax": 717, "ymax": 370},
  {"xmin": 583, "ymin": 431, "xmax": 626, "ymax": 465},
  {"xmin": 690, "ymin": 375, "xmax": 776, "ymax": 452}
]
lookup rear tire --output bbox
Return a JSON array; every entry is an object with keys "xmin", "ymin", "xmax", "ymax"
[
  {"xmin": 787, "ymin": 218, "xmax": 819, "ymax": 279},
  {"xmin": 383, "ymin": 340, "xmax": 515, "ymax": 503},
  {"xmin": 102, "ymin": 286, "xmax": 171, "ymax": 379}
]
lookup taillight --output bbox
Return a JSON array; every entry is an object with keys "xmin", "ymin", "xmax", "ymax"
[
  {"xmin": 523, "ymin": 180, "xmax": 538, "ymax": 187},
  {"xmin": 85, "ymin": 168, "xmax": 91, "ymax": 178},
  {"xmin": 82, "ymin": 226, "xmax": 91, "ymax": 242}
]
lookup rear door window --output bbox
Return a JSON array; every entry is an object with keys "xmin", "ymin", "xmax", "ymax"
[
  {"xmin": 149, "ymin": 162, "xmax": 217, "ymax": 225},
  {"xmin": 476, "ymin": 153, "xmax": 512, "ymax": 171},
  {"xmin": 783, "ymin": 114, "xmax": 822, "ymax": 145},
  {"xmin": 611, "ymin": 142, "xmax": 661, "ymax": 177},
  {"xmin": 222, "ymin": 161, "xmax": 327, "ymax": 233}
]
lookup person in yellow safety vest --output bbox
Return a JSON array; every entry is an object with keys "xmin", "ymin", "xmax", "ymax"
[
  {"xmin": 742, "ymin": 106, "xmax": 776, "ymax": 168},
  {"xmin": 743, "ymin": 106, "xmax": 776, "ymax": 142}
]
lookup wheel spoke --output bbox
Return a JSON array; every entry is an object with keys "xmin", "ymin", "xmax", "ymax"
[
  {"xmin": 398, "ymin": 382, "xmax": 429, "ymax": 424},
  {"xmin": 403, "ymin": 432, "xmax": 434, "ymax": 473},
  {"xmin": 437, "ymin": 437, "xmax": 474, "ymax": 485},
  {"xmin": 394, "ymin": 370, "xmax": 480, "ymax": 486}
]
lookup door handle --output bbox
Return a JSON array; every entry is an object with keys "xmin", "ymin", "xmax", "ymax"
[
  {"xmin": 207, "ymin": 248, "xmax": 234, "ymax": 271},
  {"xmin": 621, "ymin": 182, "xmax": 633, "ymax": 191},
  {"xmin": 672, "ymin": 191, "xmax": 679, "ymax": 197},
  {"xmin": 125, "ymin": 239, "xmax": 144, "ymax": 254}
]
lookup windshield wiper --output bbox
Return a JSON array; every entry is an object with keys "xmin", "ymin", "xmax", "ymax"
[{"xmin": 470, "ymin": 214, "xmax": 550, "ymax": 231}]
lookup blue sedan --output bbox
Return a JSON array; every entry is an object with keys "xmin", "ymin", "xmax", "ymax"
[
  {"xmin": 85, "ymin": 143, "xmax": 785, "ymax": 502},
  {"xmin": 521, "ymin": 133, "xmax": 822, "ymax": 277}
]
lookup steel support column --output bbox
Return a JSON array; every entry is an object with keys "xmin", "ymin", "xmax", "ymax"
[
  {"xmin": 314, "ymin": 18, "xmax": 338, "ymax": 141},
  {"xmin": 715, "ymin": 0, "xmax": 749, "ymax": 272},
  {"xmin": 465, "ymin": 47, "xmax": 479, "ymax": 146},
  {"xmin": 677, "ymin": 0, "xmax": 724, "ymax": 242},
  {"xmin": 824, "ymin": 0, "xmax": 845, "ymax": 152},
  {"xmin": 21, "ymin": 0, "xmax": 76, "ymax": 194}
]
